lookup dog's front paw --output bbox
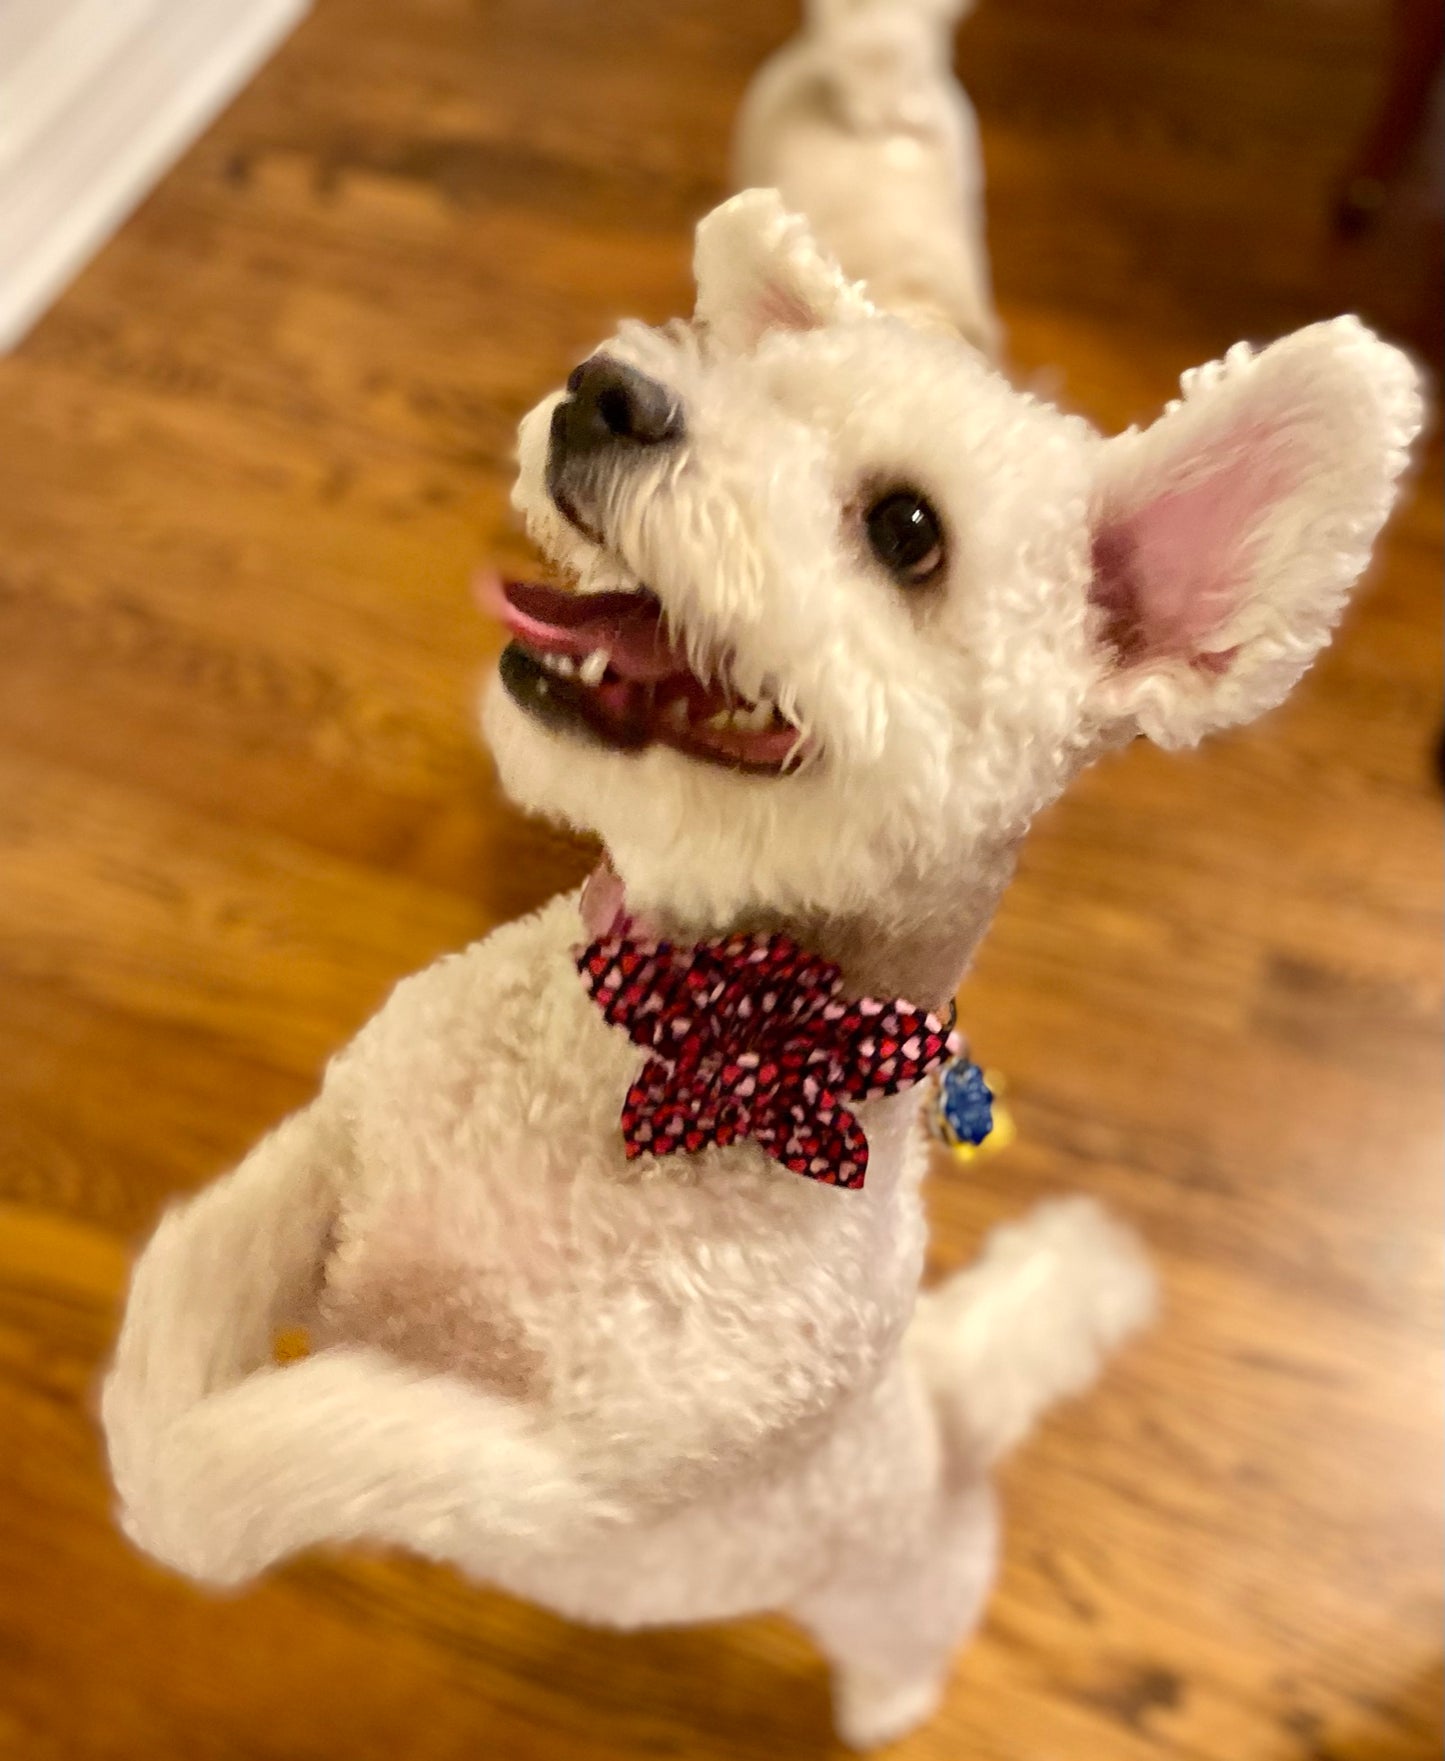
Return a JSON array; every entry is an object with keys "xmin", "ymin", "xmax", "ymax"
[
  {"xmin": 113, "ymin": 1449, "xmax": 268, "ymax": 1589},
  {"xmin": 118, "ymin": 1502, "xmax": 258, "ymax": 1589}
]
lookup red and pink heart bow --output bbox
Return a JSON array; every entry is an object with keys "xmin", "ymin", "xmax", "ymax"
[{"xmin": 576, "ymin": 930, "xmax": 961, "ymax": 1188}]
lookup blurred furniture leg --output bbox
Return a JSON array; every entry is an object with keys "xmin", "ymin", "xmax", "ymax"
[{"xmin": 1333, "ymin": 0, "xmax": 1444, "ymax": 234}]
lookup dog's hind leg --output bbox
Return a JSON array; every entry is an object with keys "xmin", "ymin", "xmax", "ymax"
[
  {"xmin": 791, "ymin": 1200, "xmax": 1153, "ymax": 1748},
  {"xmin": 784, "ymin": 1362, "xmax": 998, "ymax": 1751},
  {"xmin": 790, "ymin": 1469, "xmax": 998, "ymax": 1751}
]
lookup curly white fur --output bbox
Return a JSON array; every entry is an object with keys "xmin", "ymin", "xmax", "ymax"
[
  {"xmin": 103, "ymin": 48, "xmax": 1421, "ymax": 1755},
  {"xmin": 104, "ymin": 893, "xmax": 1156, "ymax": 1748}
]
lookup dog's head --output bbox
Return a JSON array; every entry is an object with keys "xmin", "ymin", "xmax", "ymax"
[{"xmin": 484, "ymin": 191, "xmax": 1421, "ymax": 929}]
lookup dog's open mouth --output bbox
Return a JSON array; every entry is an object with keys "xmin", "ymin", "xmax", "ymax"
[{"xmin": 478, "ymin": 571, "xmax": 805, "ymax": 771}]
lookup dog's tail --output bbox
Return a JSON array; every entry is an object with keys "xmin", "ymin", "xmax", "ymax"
[
  {"xmin": 102, "ymin": 1098, "xmax": 616, "ymax": 1588},
  {"xmin": 806, "ymin": 0, "xmax": 976, "ymax": 134},
  {"xmin": 910, "ymin": 1198, "xmax": 1157, "ymax": 1469}
]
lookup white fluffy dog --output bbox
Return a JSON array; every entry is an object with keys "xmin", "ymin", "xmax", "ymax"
[{"xmin": 102, "ymin": 18, "xmax": 1421, "ymax": 1752}]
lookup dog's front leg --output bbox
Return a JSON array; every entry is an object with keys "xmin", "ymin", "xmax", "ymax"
[{"xmin": 103, "ymin": 1088, "xmax": 627, "ymax": 1587}]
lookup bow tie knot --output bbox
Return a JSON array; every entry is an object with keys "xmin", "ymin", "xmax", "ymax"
[{"xmin": 577, "ymin": 929, "xmax": 960, "ymax": 1189}]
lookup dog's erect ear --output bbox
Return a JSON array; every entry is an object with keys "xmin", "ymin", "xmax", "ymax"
[
  {"xmin": 694, "ymin": 189, "xmax": 875, "ymax": 352},
  {"xmin": 1086, "ymin": 318, "xmax": 1422, "ymax": 748}
]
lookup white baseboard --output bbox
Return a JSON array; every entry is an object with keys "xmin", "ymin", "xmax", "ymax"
[{"xmin": 0, "ymin": 0, "xmax": 309, "ymax": 351}]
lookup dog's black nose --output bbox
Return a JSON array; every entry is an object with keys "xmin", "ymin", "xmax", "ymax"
[{"xmin": 552, "ymin": 356, "xmax": 684, "ymax": 457}]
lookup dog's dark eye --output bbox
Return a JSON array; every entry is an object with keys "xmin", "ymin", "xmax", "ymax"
[{"xmin": 864, "ymin": 491, "xmax": 946, "ymax": 586}]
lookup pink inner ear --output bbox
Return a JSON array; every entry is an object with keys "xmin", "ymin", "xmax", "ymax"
[
  {"xmin": 752, "ymin": 280, "xmax": 822, "ymax": 337},
  {"xmin": 1092, "ymin": 424, "xmax": 1295, "ymax": 667}
]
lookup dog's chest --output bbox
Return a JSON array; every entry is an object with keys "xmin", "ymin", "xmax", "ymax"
[{"xmin": 318, "ymin": 892, "xmax": 929, "ymax": 1461}]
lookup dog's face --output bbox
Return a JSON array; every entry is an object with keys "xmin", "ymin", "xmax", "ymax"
[{"xmin": 485, "ymin": 191, "xmax": 1420, "ymax": 928}]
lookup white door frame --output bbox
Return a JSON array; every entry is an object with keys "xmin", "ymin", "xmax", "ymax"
[{"xmin": 0, "ymin": 0, "xmax": 309, "ymax": 350}]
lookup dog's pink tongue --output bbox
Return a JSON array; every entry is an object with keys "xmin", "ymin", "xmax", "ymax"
[{"xmin": 474, "ymin": 569, "xmax": 684, "ymax": 681}]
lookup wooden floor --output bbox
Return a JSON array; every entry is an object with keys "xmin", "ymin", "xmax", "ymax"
[{"xmin": 0, "ymin": 1, "xmax": 1440, "ymax": 1756}]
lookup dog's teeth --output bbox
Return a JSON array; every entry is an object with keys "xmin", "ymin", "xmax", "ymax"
[
  {"xmin": 578, "ymin": 649, "xmax": 609, "ymax": 687},
  {"xmin": 698, "ymin": 699, "xmax": 777, "ymax": 735},
  {"xmin": 666, "ymin": 699, "xmax": 691, "ymax": 731}
]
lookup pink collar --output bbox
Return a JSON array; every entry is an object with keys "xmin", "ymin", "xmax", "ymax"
[{"xmin": 578, "ymin": 857, "xmax": 645, "ymax": 940}]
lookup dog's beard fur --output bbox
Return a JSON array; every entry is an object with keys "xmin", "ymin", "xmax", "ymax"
[{"xmin": 485, "ymin": 193, "xmax": 1422, "ymax": 994}]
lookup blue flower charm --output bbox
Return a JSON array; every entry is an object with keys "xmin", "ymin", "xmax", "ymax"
[{"xmin": 936, "ymin": 1058, "xmax": 995, "ymax": 1147}]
